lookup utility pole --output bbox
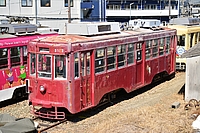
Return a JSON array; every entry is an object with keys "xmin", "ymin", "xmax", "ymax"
[
  {"xmin": 35, "ymin": 0, "xmax": 38, "ymax": 25},
  {"xmin": 169, "ymin": 0, "xmax": 171, "ymax": 20},
  {"xmin": 68, "ymin": 0, "xmax": 71, "ymax": 23},
  {"xmin": 130, "ymin": 3, "xmax": 134, "ymax": 20}
]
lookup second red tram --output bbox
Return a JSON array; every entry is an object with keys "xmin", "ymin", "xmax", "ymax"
[{"xmin": 27, "ymin": 22, "xmax": 177, "ymax": 119}]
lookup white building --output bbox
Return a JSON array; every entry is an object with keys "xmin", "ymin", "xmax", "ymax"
[
  {"xmin": 0, "ymin": 0, "xmax": 81, "ymax": 34},
  {"xmin": 0, "ymin": 0, "xmax": 180, "ymax": 34}
]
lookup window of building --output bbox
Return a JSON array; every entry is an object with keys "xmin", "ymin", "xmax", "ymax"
[
  {"xmin": 107, "ymin": 46, "xmax": 116, "ymax": 70},
  {"xmin": 10, "ymin": 47, "xmax": 20, "ymax": 67},
  {"xmin": 159, "ymin": 38, "xmax": 164, "ymax": 56},
  {"xmin": 0, "ymin": 48, "xmax": 8, "ymax": 69},
  {"xmin": 117, "ymin": 45, "xmax": 126, "ymax": 67},
  {"xmin": 0, "ymin": 0, "xmax": 6, "ymax": 6},
  {"xmin": 41, "ymin": 0, "xmax": 50, "ymax": 7},
  {"xmin": 95, "ymin": 49, "xmax": 105, "ymax": 73},
  {"xmin": 145, "ymin": 40, "xmax": 152, "ymax": 59},
  {"xmin": 152, "ymin": 39, "xmax": 158, "ymax": 57},
  {"xmin": 127, "ymin": 44, "xmax": 134, "ymax": 64},
  {"xmin": 21, "ymin": 0, "xmax": 32, "ymax": 7},
  {"xmin": 65, "ymin": 0, "xmax": 73, "ymax": 7}
]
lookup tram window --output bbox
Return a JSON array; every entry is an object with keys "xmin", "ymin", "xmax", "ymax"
[
  {"xmin": 74, "ymin": 53, "xmax": 79, "ymax": 78},
  {"xmin": 190, "ymin": 33, "xmax": 194, "ymax": 48},
  {"xmin": 11, "ymin": 47, "xmax": 20, "ymax": 67},
  {"xmin": 166, "ymin": 37, "xmax": 170, "ymax": 54},
  {"xmin": 127, "ymin": 44, "xmax": 134, "ymax": 64},
  {"xmin": 38, "ymin": 54, "xmax": 51, "ymax": 78},
  {"xmin": 55, "ymin": 55, "xmax": 66, "ymax": 79},
  {"xmin": 177, "ymin": 35, "xmax": 185, "ymax": 46},
  {"xmin": 81, "ymin": 52, "xmax": 91, "ymax": 76},
  {"xmin": 81, "ymin": 53, "xmax": 85, "ymax": 76},
  {"xmin": 30, "ymin": 53, "xmax": 36, "ymax": 75},
  {"xmin": 23, "ymin": 46, "xmax": 27, "ymax": 65},
  {"xmin": 136, "ymin": 43, "xmax": 142, "ymax": 61},
  {"xmin": 159, "ymin": 38, "xmax": 164, "ymax": 56},
  {"xmin": 86, "ymin": 53, "xmax": 90, "ymax": 75},
  {"xmin": 152, "ymin": 40, "xmax": 158, "ymax": 57},
  {"xmin": 107, "ymin": 46, "xmax": 116, "ymax": 70},
  {"xmin": 95, "ymin": 49, "xmax": 105, "ymax": 73},
  {"xmin": 145, "ymin": 40, "xmax": 152, "ymax": 59},
  {"xmin": 0, "ymin": 48, "xmax": 8, "ymax": 69},
  {"xmin": 195, "ymin": 33, "xmax": 198, "ymax": 45},
  {"xmin": 117, "ymin": 45, "xmax": 126, "ymax": 67}
]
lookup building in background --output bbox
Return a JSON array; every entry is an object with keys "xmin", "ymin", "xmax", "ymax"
[
  {"xmin": 106, "ymin": 0, "xmax": 180, "ymax": 22},
  {"xmin": 0, "ymin": 0, "xmax": 180, "ymax": 34}
]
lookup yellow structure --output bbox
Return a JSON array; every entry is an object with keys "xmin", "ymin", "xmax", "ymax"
[{"xmin": 167, "ymin": 24, "xmax": 200, "ymax": 70}]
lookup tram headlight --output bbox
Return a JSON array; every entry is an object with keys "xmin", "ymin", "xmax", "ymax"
[{"xmin": 40, "ymin": 85, "xmax": 45, "ymax": 92}]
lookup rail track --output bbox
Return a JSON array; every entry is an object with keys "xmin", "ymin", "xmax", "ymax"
[{"xmin": 33, "ymin": 117, "xmax": 68, "ymax": 133}]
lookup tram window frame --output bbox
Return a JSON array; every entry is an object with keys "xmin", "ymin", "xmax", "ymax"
[
  {"xmin": 189, "ymin": 33, "xmax": 194, "ymax": 48},
  {"xmin": 145, "ymin": 40, "xmax": 152, "ymax": 60},
  {"xmin": 37, "ymin": 54, "xmax": 52, "ymax": 78},
  {"xmin": 166, "ymin": 37, "xmax": 170, "ymax": 54},
  {"xmin": 95, "ymin": 48, "xmax": 105, "ymax": 74},
  {"xmin": 74, "ymin": 52, "xmax": 79, "ymax": 78},
  {"xmin": 10, "ymin": 47, "xmax": 20, "ymax": 67},
  {"xmin": 55, "ymin": 55, "xmax": 67, "ymax": 79},
  {"xmin": 107, "ymin": 46, "xmax": 116, "ymax": 70},
  {"xmin": 152, "ymin": 39, "xmax": 158, "ymax": 58},
  {"xmin": 81, "ymin": 52, "xmax": 91, "ymax": 76},
  {"xmin": 30, "ymin": 53, "xmax": 36, "ymax": 75},
  {"xmin": 127, "ymin": 43, "xmax": 134, "ymax": 65},
  {"xmin": 0, "ymin": 48, "xmax": 8, "ymax": 69},
  {"xmin": 177, "ymin": 35, "xmax": 185, "ymax": 46},
  {"xmin": 136, "ymin": 43, "xmax": 142, "ymax": 61},
  {"xmin": 117, "ymin": 45, "xmax": 126, "ymax": 68},
  {"xmin": 159, "ymin": 38, "xmax": 165, "ymax": 56},
  {"xmin": 195, "ymin": 32, "xmax": 198, "ymax": 45},
  {"xmin": 86, "ymin": 52, "xmax": 91, "ymax": 75},
  {"xmin": 23, "ymin": 46, "xmax": 27, "ymax": 65}
]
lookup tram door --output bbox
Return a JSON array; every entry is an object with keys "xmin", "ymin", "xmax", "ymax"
[
  {"xmin": 135, "ymin": 43, "xmax": 143, "ymax": 85},
  {"xmin": 80, "ymin": 51, "xmax": 92, "ymax": 108}
]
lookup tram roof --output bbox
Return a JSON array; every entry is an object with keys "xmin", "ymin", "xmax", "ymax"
[
  {"xmin": 32, "ymin": 27, "xmax": 174, "ymax": 44},
  {"xmin": 167, "ymin": 24, "xmax": 200, "ymax": 35}
]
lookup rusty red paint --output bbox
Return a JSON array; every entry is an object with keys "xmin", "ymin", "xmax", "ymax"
[{"xmin": 28, "ymin": 27, "xmax": 177, "ymax": 119}]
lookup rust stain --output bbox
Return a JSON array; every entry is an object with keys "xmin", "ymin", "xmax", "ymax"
[{"xmin": 40, "ymin": 35, "xmax": 90, "ymax": 43}]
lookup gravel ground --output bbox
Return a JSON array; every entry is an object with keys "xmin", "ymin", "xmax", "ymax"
[{"xmin": 0, "ymin": 72, "xmax": 197, "ymax": 133}]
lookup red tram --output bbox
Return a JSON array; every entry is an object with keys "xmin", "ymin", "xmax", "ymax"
[
  {"xmin": 27, "ymin": 22, "xmax": 177, "ymax": 119},
  {"xmin": 0, "ymin": 20, "xmax": 58, "ymax": 102}
]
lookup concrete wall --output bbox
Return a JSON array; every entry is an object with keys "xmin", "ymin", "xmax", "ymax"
[{"xmin": 185, "ymin": 56, "xmax": 200, "ymax": 101}]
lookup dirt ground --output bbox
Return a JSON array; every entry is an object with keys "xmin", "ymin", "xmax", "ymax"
[
  {"xmin": 52, "ymin": 72, "xmax": 196, "ymax": 133},
  {"xmin": 1, "ymin": 72, "xmax": 198, "ymax": 133}
]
